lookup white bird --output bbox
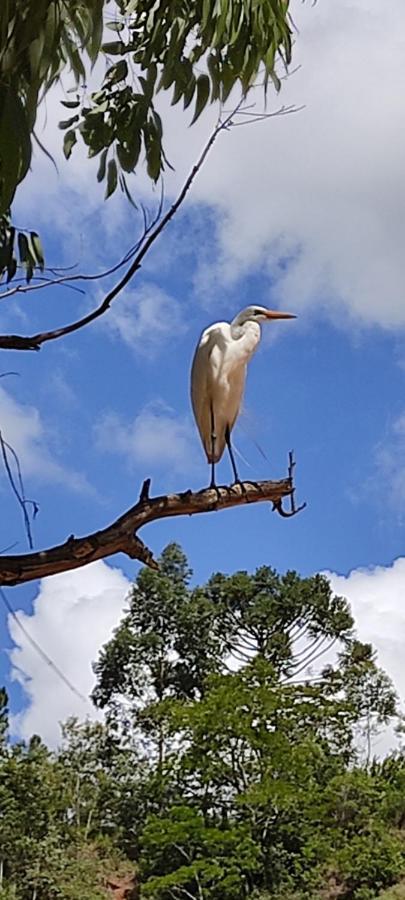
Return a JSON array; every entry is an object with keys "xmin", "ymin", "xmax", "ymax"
[{"xmin": 190, "ymin": 305, "xmax": 296, "ymax": 487}]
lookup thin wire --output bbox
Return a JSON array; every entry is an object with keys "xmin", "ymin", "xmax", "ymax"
[
  {"xmin": 0, "ymin": 587, "xmax": 87, "ymax": 703},
  {"xmin": 0, "ymin": 432, "xmax": 35, "ymax": 549}
]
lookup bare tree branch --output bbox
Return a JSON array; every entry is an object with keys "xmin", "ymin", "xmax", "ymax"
[
  {"xmin": 0, "ymin": 477, "xmax": 294, "ymax": 586},
  {"xmin": 0, "ymin": 185, "xmax": 165, "ymax": 302},
  {"xmin": 0, "ymin": 108, "xmax": 238, "ymax": 353}
]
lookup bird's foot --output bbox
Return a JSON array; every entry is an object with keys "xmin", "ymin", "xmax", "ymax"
[
  {"xmin": 231, "ymin": 479, "xmax": 262, "ymax": 499},
  {"xmin": 208, "ymin": 480, "xmax": 222, "ymax": 500},
  {"xmin": 231, "ymin": 478, "xmax": 247, "ymax": 494}
]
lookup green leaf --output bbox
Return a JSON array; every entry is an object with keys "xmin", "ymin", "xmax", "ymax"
[
  {"xmin": 270, "ymin": 69, "xmax": 282, "ymax": 92},
  {"xmin": 58, "ymin": 115, "xmax": 79, "ymax": 130},
  {"xmin": 190, "ymin": 73, "xmax": 210, "ymax": 124},
  {"xmin": 60, "ymin": 99, "xmax": 80, "ymax": 109},
  {"xmin": 63, "ymin": 130, "xmax": 77, "ymax": 159},
  {"xmin": 102, "ymin": 41, "xmax": 125, "ymax": 55},
  {"xmin": 17, "ymin": 232, "xmax": 28, "ymax": 265},
  {"xmin": 28, "ymin": 31, "xmax": 46, "ymax": 81},
  {"xmin": 144, "ymin": 120, "xmax": 162, "ymax": 182},
  {"xmin": 106, "ymin": 21, "xmax": 125, "ymax": 32},
  {"xmin": 105, "ymin": 60, "xmax": 128, "ymax": 84},
  {"xmin": 0, "ymin": 87, "xmax": 32, "ymax": 215},
  {"xmin": 105, "ymin": 158, "xmax": 118, "ymax": 198},
  {"xmin": 202, "ymin": 0, "xmax": 213, "ymax": 30},
  {"xmin": 97, "ymin": 148, "xmax": 108, "ymax": 183},
  {"xmin": 221, "ymin": 61, "xmax": 235, "ymax": 102},
  {"xmin": 207, "ymin": 53, "xmax": 221, "ymax": 101},
  {"xmin": 88, "ymin": 0, "xmax": 104, "ymax": 64},
  {"xmin": 62, "ymin": 34, "xmax": 86, "ymax": 83},
  {"xmin": 117, "ymin": 135, "xmax": 141, "ymax": 173},
  {"xmin": 183, "ymin": 75, "xmax": 196, "ymax": 110},
  {"xmin": 29, "ymin": 232, "xmax": 45, "ymax": 272},
  {"xmin": 119, "ymin": 173, "xmax": 137, "ymax": 209},
  {"xmin": 6, "ymin": 256, "xmax": 17, "ymax": 283},
  {"xmin": 17, "ymin": 232, "xmax": 36, "ymax": 282}
]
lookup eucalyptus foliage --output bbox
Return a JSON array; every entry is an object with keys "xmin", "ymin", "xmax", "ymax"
[
  {"xmin": 0, "ymin": 0, "xmax": 104, "ymax": 214},
  {"xmin": 0, "ymin": 0, "xmax": 292, "ymax": 217}
]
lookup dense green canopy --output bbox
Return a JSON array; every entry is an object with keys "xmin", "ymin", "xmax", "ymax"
[{"xmin": 3, "ymin": 547, "xmax": 402, "ymax": 900}]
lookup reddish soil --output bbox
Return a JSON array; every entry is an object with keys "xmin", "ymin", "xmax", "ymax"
[{"xmin": 106, "ymin": 873, "xmax": 138, "ymax": 900}]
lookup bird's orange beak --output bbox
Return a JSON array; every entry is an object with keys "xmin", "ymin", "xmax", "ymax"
[{"xmin": 264, "ymin": 309, "xmax": 296, "ymax": 320}]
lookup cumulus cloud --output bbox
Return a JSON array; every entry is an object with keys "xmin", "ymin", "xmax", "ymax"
[
  {"xmin": 327, "ymin": 558, "xmax": 405, "ymax": 756},
  {"xmin": 355, "ymin": 410, "xmax": 405, "ymax": 515},
  {"xmin": 16, "ymin": 0, "xmax": 405, "ymax": 331},
  {"xmin": 95, "ymin": 400, "xmax": 197, "ymax": 474},
  {"xmin": 8, "ymin": 561, "xmax": 131, "ymax": 746},
  {"xmin": 157, "ymin": 0, "xmax": 405, "ymax": 330},
  {"xmin": 0, "ymin": 384, "xmax": 91, "ymax": 492}
]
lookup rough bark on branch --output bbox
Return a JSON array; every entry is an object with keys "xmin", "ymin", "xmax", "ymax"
[{"xmin": 0, "ymin": 478, "xmax": 293, "ymax": 586}]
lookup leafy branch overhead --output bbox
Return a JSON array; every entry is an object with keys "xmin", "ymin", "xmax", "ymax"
[
  {"xmin": 0, "ymin": 0, "xmax": 104, "ymax": 215},
  {"xmin": 0, "ymin": 0, "xmax": 293, "ymax": 215},
  {"xmin": 0, "ymin": 104, "xmax": 272, "ymax": 347}
]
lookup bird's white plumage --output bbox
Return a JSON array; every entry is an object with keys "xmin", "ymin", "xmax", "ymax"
[
  {"xmin": 191, "ymin": 318, "xmax": 261, "ymax": 463},
  {"xmin": 190, "ymin": 306, "xmax": 296, "ymax": 478}
]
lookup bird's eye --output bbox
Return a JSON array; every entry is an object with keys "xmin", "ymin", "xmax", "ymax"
[{"xmin": 254, "ymin": 309, "xmax": 262, "ymax": 316}]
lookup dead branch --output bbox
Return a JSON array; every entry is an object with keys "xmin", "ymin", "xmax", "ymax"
[
  {"xmin": 0, "ymin": 108, "xmax": 238, "ymax": 353},
  {"xmin": 272, "ymin": 449, "xmax": 307, "ymax": 518},
  {"xmin": 0, "ymin": 477, "xmax": 294, "ymax": 586}
]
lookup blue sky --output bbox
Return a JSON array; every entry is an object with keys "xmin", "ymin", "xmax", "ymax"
[{"xmin": 1, "ymin": 0, "xmax": 405, "ymax": 747}]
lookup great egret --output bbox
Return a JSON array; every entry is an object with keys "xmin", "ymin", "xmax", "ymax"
[{"xmin": 190, "ymin": 305, "xmax": 296, "ymax": 486}]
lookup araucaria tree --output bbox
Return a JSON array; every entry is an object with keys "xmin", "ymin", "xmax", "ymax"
[
  {"xmin": 0, "ymin": 547, "xmax": 403, "ymax": 899},
  {"xmin": 90, "ymin": 545, "xmax": 401, "ymax": 899}
]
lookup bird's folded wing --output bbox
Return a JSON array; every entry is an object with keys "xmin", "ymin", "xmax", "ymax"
[{"xmin": 190, "ymin": 326, "xmax": 227, "ymax": 460}]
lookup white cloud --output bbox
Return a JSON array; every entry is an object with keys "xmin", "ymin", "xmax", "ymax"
[
  {"xmin": 0, "ymin": 384, "xmax": 90, "ymax": 493},
  {"xmin": 95, "ymin": 401, "xmax": 197, "ymax": 474},
  {"xmin": 8, "ymin": 560, "xmax": 131, "ymax": 746},
  {"xmin": 12, "ymin": 0, "xmax": 405, "ymax": 334},
  {"xmin": 327, "ymin": 558, "xmax": 405, "ymax": 756},
  {"xmin": 362, "ymin": 410, "xmax": 405, "ymax": 514},
  {"xmin": 43, "ymin": 369, "xmax": 78, "ymax": 408},
  {"xmin": 102, "ymin": 283, "xmax": 188, "ymax": 356},
  {"xmin": 159, "ymin": 0, "xmax": 405, "ymax": 330},
  {"xmin": 9, "ymin": 554, "xmax": 405, "ymax": 754}
]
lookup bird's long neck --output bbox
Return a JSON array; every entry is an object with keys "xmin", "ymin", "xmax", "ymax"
[{"xmin": 230, "ymin": 320, "xmax": 261, "ymax": 360}]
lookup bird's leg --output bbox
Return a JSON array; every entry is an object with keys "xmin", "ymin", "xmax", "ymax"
[
  {"xmin": 225, "ymin": 425, "xmax": 241, "ymax": 486},
  {"xmin": 210, "ymin": 404, "xmax": 217, "ymax": 489}
]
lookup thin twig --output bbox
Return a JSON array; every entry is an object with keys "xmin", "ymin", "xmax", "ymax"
[
  {"xmin": 0, "ymin": 185, "xmax": 165, "ymax": 302},
  {"xmin": 272, "ymin": 450, "xmax": 306, "ymax": 518},
  {"xmin": 0, "ymin": 432, "xmax": 38, "ymax": 549},
  {"xmin": 229, "ymin": 104, "xmax": 304, "ymax": 126},
  {"xmin": 0, "ymin": 104, "xmax": 242, "ymax": 351}
]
